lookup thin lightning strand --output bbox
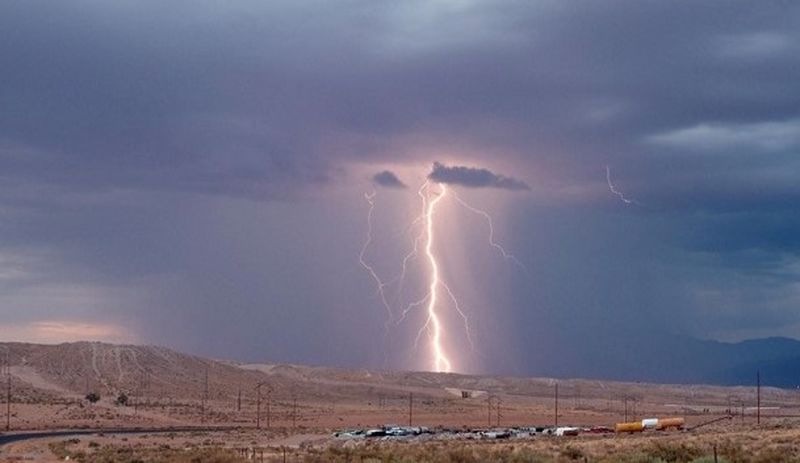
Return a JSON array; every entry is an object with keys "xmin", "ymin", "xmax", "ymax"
[
  {"xmin": 606, "ymin": 165, "xmax": 638, "ymax": 205},
  {"xmin": 393, "ymin": 182, "xmax": 430, "ymax": 304},
  {"xmin": 400, "ymin": 292, "xmax": 429, "ymax": 328},
  {"xmin": 358, "ymin": 191, "xmax": 396, "ymax": 339},
  {"xmin": 441, "ymin": 281, "xmax": 475, "ymax": 351},
  {"xmin": 422, "ymin": 183, "xmax": 452, "ymax": 373},
  {"xmin": 452, "ymin": 192, "xmax": 527, "ymax": 272}
]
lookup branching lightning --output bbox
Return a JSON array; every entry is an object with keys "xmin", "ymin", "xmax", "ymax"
[
  {"xmin": 358, "ymin": 191, "xmax": 395, "ymax": 348},
  {"xmin": 453, "ymin": 192, "xmax": 527, "ymax": 272},
  {"xmin": 420, "ymin": 183, "xmax": 452, "ymax": 372},
  {"xmin": 359, "ymin": 178, "xmax": 523, "ymax": 373},
  {"xmin": 606, "ymin": 165, "xmax": 638, "ymax": 205}
]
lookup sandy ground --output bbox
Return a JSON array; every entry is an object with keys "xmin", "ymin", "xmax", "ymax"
[{"xmin": 2, "ymin": 342, "xmax": 799, "ymax": 461}]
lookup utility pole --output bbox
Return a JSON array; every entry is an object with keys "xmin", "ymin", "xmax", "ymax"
[
  {"xmin": 757, "ymin": 370, "xmax": 761, "ymax": 425},
  {"xmin": 408, "ymin": 392, "xmax": 413, "ymax": 427},
  {"xmin": 201, "ymin": 365, "xmax": 208, "ymax": 424},
  {"xmin": 4, "ymin": 348, "xmax": 10, "ymax": 432},
  {"xmin": 624, "ymin": 397, "xmax": 628, "ymax": 422},
  {"xmin": 237, "ymin": 388, "xmax": 242, "ymax": 412},
  {"xmin": 256, "ymin": 386, "xmax": 261, "ymax": 429},
  {"xmin": 487, "ymin": 395, "xmax": 493, "ymax": 427},
  {"xmin": 256, "ymin": 382, "xmax": 263, "ymax": 429},
  {"xmin": 554, "ymin": 383, "xmax": 559, "ymax": 428},
  {"xmin": 496, "ymin": 397, "xmax": 502, "ymax": 427},
  {"xmin": 141, "ymin": 370, "xmax": 150, "ymax": 409},
  {"xmin": 6, "ymin": 370, "xmax": 9, "ymax": 432},
  {"xmin": 740, "ymin": 399, "xmax": 744, "ymax": 424},
  {"xmin": 255, "ymin": 382, "xmax": 270, "ymax": 430},
  {"xmin": 292, "ymin": 394, "xmax": 297, "ymax": 428}
]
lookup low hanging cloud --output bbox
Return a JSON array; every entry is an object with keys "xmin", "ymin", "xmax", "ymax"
[
  {"xmin": 372, "ymin": 170, "xmax": 407, "ymax": 189},
  {"xmin": 427, "ymin": 162, "xmax": 530, "ymax": 191}
]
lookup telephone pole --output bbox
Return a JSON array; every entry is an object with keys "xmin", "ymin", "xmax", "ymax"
[
  {"xmin": 487, "ymin": 395, "xmax": 493, "ymax": 427},
  {"xmin": 554, "ymin": 383, "xmax": 559, "ymax": 427},
  {"xmin": 4, "ymin": 348, "xmax": 10, "ymax": 431},
  {"xmin": 624, "ymin": 397, "xmax": 628, "ymax": 422},
  {"xmin": 201, "ymin": 365, "xmax": 208, "ymax": 424},
  {"xmin": 496, "ymin": 397, "xmax": 502, "ymax": 427},
  {"xmin": 6, "ymin": 371, "xmax": 10, "ymax": 431},
  {"xmin": 256, "ymin": 383, "xmax": 263, "ymax": 429},
  {"xmin": 292, "ymin": 394, "xmax": 298, "ymax": 428},
  {"xmin": 255, "ymin": 382, "xmax": 271, "ymax": 429},
  {"xmin": 757, "ymin": 370, "xmax": 761, "ymax": 425},
  {"xmin": 408, "ymin": 392, "xmax": 413, "ymax": 427}
]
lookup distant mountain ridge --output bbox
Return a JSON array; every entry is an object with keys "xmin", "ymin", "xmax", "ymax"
[
  {"xmin": 533, "ymin": 334, "xmax": 800, "ymax": 388},
  {"xmin": 2, "ymin": 336, "xmax": 798, "ymax": 394}
]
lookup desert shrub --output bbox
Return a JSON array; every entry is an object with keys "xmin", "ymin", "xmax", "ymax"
[
  {"xmin": 79, "ymin": 445, "xmax": 244, "ymax": 463},
  {"xmin": 48, "ymin": 439, "xmax": 86, "ymax": 461},
  {"xmin": 303, "ymin": 443, "xmax": 554, "ymax": 463},
  {"xmin": 646, "ymin": 441, "xmax": 703, "ymax": 462},
  {"xmin": 48, "ymin": 440, "xmax": 72, "ymax": 459},
  {"xmin": 752, "ymin": 446, "xmax": 799, "ymax": 463},
  {"xmin": 717, "ymin": 441, "xmax": 747, "ymax": 463},
  {"xmin": 599, "ymin": 453, "xmax": 667, "ymax": 463},
  {"xmin": 560, "ymin": 445, "xmax": 584, "ymax": 460}
]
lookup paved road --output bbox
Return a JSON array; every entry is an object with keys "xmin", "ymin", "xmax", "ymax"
[{"xmin": 0, "ymin": 426, "xmax": 240, "ymax": 447}]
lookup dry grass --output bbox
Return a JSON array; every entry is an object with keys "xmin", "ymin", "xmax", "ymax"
[
  {"xmin": 49, "ymin": 438, "xmax": 246, "ymax": 463},
  {"xmin": 42, "ymin": 426, "xmax": 800, "ymax": 463}
]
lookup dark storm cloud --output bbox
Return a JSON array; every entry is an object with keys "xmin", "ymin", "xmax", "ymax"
[
  {"xmin": 1, "ymin": 0, "xmax": 799, "ymax": 375},
  {"xmin": 372, "ymin": 170, "xmax": 406, "ymax": 189},
  {"xmin": 1, "ymin": 1, "xmax": 798, "ymax": 203},
  {"xmin": 428, "ymin": 162, "xmax": 529, "ymax": 191}
]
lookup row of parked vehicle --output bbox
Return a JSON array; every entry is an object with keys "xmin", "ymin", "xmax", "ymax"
[
  {"xmin": 333, "ymin": 424, "xmax": 614, "ymax": 441},
  {"xmin": 334, "ymin": 426, "xmax": 431, "ymax": 439}
]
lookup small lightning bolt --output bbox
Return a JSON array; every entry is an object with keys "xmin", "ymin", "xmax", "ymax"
[
  {"xmin": 452, "ymin": 192, "xmax": 527, "ymax": 272},
  {"xmin": 606, "ymin": 165, "xmax": 638, "ymax": 205},
  {"xmin": 358, "ymin": 191, "xmax": 395, "ymax": 355},
  {"xmin": 393, "ymin": 182, "xmax": 430, "ymax": 305}
]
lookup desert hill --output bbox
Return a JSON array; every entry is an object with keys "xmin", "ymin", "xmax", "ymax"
[
  {"xmin": 1, "ymin": 340, "xmax": 796, "ymax": 408},
  {"xmin": 2, "ymin": 341, "xmax": 800, "ymax": 432}
]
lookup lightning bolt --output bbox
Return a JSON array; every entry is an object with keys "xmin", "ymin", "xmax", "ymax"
[
  {"xmin": 397, "ymin": 182, "xmax": 476, "ymax": 371},
  {"xmin": 606, "ymin": 165, "xmax": 638, "ymax": 205},
  {"xmin": 452, "ymin": 192, "xmax": 527, "ymax": 272},
  {"xmin": 358, "ymin": 191, "xmax": 395, "ymax": 356},
  {"xmin": 361, "ymin": 177, "xmax": 522, "ymax": 373},
  {"xmin": 421, "ymin": 183, "xmax": 452, "ymax": 373},
  {"xmin": 394, "ymin": 183, "xmax": 430, "ymax": 306}
]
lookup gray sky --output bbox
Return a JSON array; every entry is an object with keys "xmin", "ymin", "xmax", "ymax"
[{"xmin": 1, "ymin": 0, "xmax": 799, "ymax": 375}]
